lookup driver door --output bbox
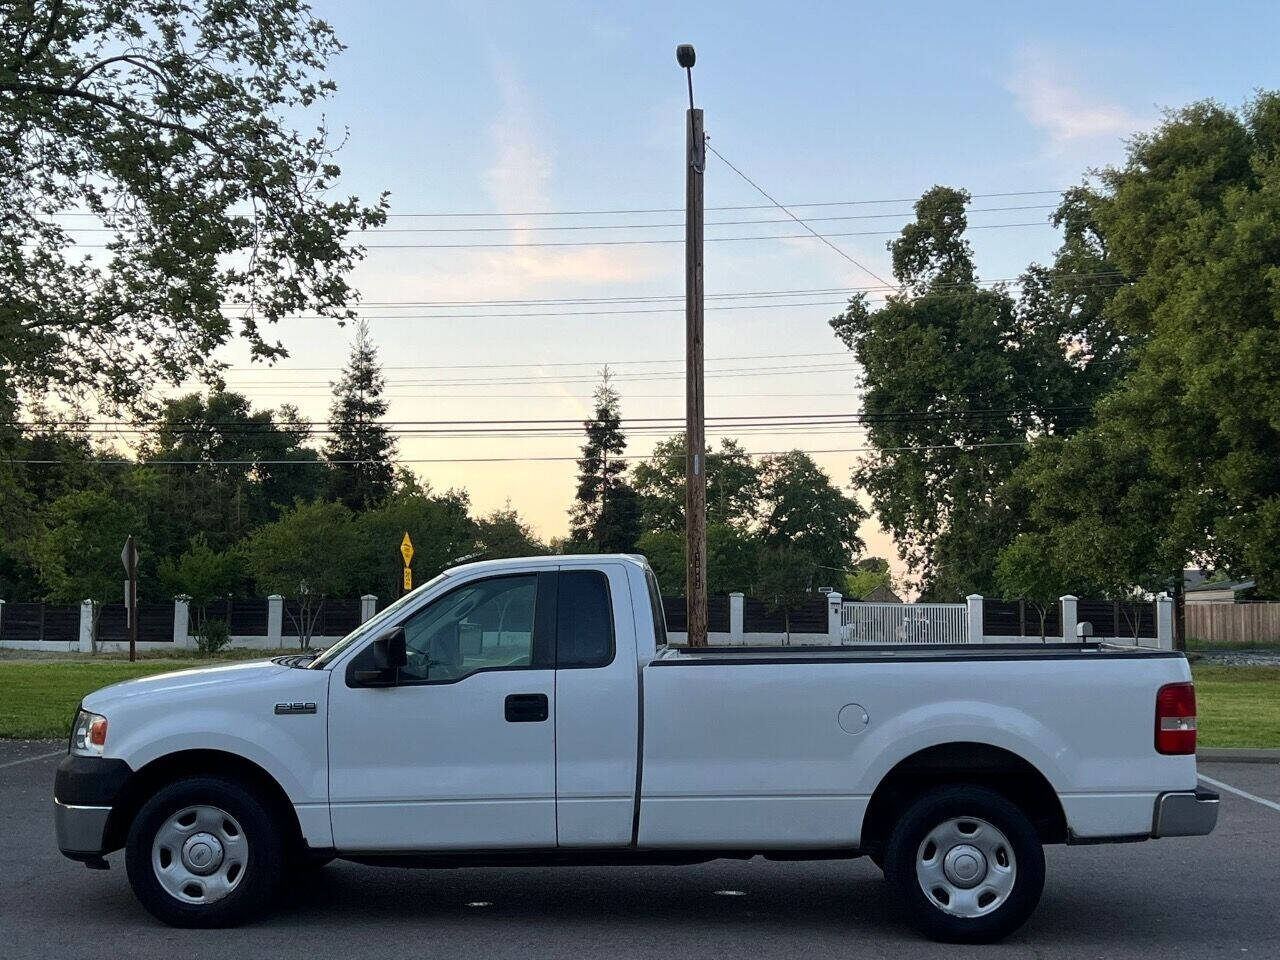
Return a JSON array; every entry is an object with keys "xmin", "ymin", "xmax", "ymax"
[{"xmin": 327, "ymin": 571, "xmax": 557, "ymax": 851}]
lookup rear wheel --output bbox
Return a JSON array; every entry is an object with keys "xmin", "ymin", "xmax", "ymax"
[
  {"xmin": 884, "ymin": 785, "xmax": 1044, "ymax": 943},
  {"xmin": 125, "ymin": 776, "xmax": 284, "ymax": 927}
]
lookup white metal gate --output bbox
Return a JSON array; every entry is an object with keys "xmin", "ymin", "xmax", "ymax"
[{"xmin": 841, "ymin": 602, "xmax": 970, "ymax": 644}]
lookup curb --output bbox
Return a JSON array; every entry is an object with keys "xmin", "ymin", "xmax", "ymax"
[{"xmin": 1198, "ymin": 748, "xmax": 1280, "ymax": 764}]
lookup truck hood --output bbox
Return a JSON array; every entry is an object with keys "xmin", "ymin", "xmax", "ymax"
[{"xmin": 82, "ymin": 659, "xmax": 292, "ymax": 712}]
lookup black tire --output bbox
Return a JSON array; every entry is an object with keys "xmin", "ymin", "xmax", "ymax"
[
  {"xmin": 868, "ymin": 850, "xmax": 885, "ymax": 873},
  {"xmin": 883, "ymin": 785, "xmax": 1044, "ymax": 944},
  {"xmin": 125, "ymin": 776, "xmax": 284, "ymax": 928}
]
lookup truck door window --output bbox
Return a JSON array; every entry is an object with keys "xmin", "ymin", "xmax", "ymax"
[
  {"xmin": 556, "ymin": 570, "xmax": 615, "ymax": 668},
  {"xmin": 398, "ymin": 574, "xmax": 538, "ymax": 683}
]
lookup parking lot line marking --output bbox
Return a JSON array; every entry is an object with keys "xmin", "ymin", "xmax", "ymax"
[
  {"xmin": 0, "ymin": 750, "xmax": 63, "ymax": 770},
  {"xmin": 1199, "ymin": 774, "xmax": 1280, "ymax": 814}
]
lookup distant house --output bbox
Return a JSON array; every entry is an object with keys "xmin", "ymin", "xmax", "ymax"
[
  {"xmin": 859, "ymin": 583, "xmax": 902, "ymax": 604},
  {"xmin": 1186, "ymin": 577, "xmax": 1255, "ymax": 604}
]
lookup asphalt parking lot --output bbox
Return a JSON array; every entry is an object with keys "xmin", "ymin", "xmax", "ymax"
[{"xmin": 2, "ymin": 740, "xmax": 1277, "ymax": 959}]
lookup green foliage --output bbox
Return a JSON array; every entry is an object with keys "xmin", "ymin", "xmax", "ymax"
[
  {"xmin": 354, "ymin": 485, "xmax": 477, "ymax": 598},
  {"xmin": 569, "ymin": 369, "xmax": 641, "ymax": 552},
  {"xmin": 139, "ymin": 391, "xmax": 328, "ymax": 555},
  {"xmin": 325, "ymin": 321, "xmax": 397, "ymax": 510},
  {"xmin": 756, "ymin": 451, "xmax": 866, "ymax": 575},
  {"xmin": 636, "ymin": 524, "xmax": 762, "ymax": 595},
  {"xmin": 993, "ymin": 533, "xmax": 1083, "ymax": 639},
  {"xmin": 632, "ymin": 434, "xmax": 761, "ymax": 532},
  {"xmin": 0, "ymin": 0, "xmax": 387, "ymax": 410},
  {"xmin": 242, "ymin": 500, "xmax": 364, "ymax": 648},
  {"xmin": 752, "ymin": 545, "xmax": 817, "ymax": 642},
  {"xmin": 844, "ymin": 557, "xmax": 894, "ymax": 600},
  {"xmin": 475, "ymin": 504, "xmax": 548, "ymax": 560},
  {"xmin": 158, "ymin": 533, "xmax": 241, "ymax": 646},
  {"xmin": 194, "ymin": 617, "xmax": 230, "ymax": 656},
  {"xmin": 830, "ymin": 185, "xmax": 1126, "ymax": 599}
]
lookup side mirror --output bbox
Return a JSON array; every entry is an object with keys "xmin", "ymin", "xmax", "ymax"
[{"xmin": 349, "ymin": 627, "xmax": 407, "ymax": 687}]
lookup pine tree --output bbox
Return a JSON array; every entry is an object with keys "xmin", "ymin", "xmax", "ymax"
[
  {"xmin": 325, "ymin": 321, "xmax": 396, "ymax": 510},
  {"xmin": 569, "ymin": 368, "xmax": 641, "ymax": 552}
]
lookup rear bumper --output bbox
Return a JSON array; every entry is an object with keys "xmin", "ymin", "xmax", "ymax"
[{"xmin": 1152, "ymin": 787, "xmax": 1219, "ymax": 838}]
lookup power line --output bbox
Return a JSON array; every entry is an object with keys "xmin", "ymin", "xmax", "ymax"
[
  {"xmin": 214, "ymin": 271, "xmax": 1124, "ymax": 310},
  {"xmin": 1, "ymin": 440, "xmax": 1035, "ymax": 467},
  {"xmin": 36, "ymin": 220, "xmax": 1054, "ymax": 250},
  {"xmin": 704, "ymin": 142, "xmax": 895, "ymax": 288},
  {"xmin": 56, "ymin": 203, "xmax": 1059, "ymax": 234},
  {"xmin": 42, "ymin": 189, "xmax": 1069, "ymax": 219}
]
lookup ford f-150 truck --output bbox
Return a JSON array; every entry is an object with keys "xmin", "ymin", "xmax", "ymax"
[{"xmin": 55, "ymin": 554, "xmax": 1218, "ymax": 942}]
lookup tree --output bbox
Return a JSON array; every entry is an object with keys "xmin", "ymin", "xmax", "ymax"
[
  {"xmin": 631, "ymin": 433, "xmax": 760, "ymax": 532},
  {"xmin": 637, "ymin": 523, "xmax": 762, "ymax": 595},
  {"xmin": 753, "ymin": 545, "xmax": 817, "ymax": 644},
  {"xmin": 24, "ymin": 488, "xmax": 141, "ymax": 647},
  {"xmin": 569, "ymin": 368, "xmax": 641, "ymax": 552},
  {"xmin": 354, "ymin": 483, "xmax": 477, "ymax": 599},
  {"xmin": 845, "ymin": 556, "xmax": 895, "ymax": 600},
  {"xmin": 325, "ymin": 321, "xmax": 396, "ymax": 510},
  {"xmin": 830, "ymin": 186, "xmax": 1126, "ymax": 598},
  {"xmin": 243, "ymin": 500, "xmax": 363, "ymax": 648},
  {"xmin": 158, "ymin": 533, "xmax": 241, "ymax": 651},
  {"xmin": 140, "ymin": 391, "xmax": 327, "ymax": 553},
  {"xmin": 0, "ymin": 0, "xmax": 387, "ymax": 411},
  {"xmin": 475, "ymin": 503, "xmax": 548, "ymax": 560},
  {"xmin": 993, "ymin": 533, "xmax": 1081, "ymax": 640},
  {"xmin": 756, "ymin": 451, "xmax": 866, "ymax": 576},
  {"xmin": 1080, "ymin": 96, "xmax": 1280, "ymax": 595}
]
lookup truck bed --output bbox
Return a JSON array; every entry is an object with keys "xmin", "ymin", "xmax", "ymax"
[{"xmin": 653, "ymin": 641, "xmax": 1182, "ymax": 665}]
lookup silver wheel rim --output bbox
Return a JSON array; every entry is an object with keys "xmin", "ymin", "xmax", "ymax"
[
  {"xmin": 151, "ymin": 805, "xmax": 248, "ymax": 905},
  {"xmin": 915, "ymin": 816, "xmax": 1016, "ymax": 918}
]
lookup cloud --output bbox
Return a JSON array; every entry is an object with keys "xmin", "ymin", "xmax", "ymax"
[{"xmin": 1009, "ymin": 47, "xmax": 1145, "ymax": 144}]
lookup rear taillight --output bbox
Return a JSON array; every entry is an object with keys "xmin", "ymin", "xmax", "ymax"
[{"xmin": 1155, "ymin": 682, "xmax": 1197, "ymax": 755}]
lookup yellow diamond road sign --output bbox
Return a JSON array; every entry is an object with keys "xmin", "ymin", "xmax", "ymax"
[{"xmin": 400, "ymin": 532, "xmax": 414, "ymax": 568}]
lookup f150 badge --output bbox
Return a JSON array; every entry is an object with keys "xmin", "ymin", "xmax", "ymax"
[{"xmin": 274, "ymin": 702, "xmax": 317, "ymax": 715}]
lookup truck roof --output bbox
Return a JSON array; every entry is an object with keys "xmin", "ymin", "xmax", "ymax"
[{"xmin": 444, "ymin": 552, "xmax": 651, "ymax": 578}]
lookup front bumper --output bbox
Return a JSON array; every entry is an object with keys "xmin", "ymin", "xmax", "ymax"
[
  {"xmin": 53, "ymin": 754, "xmax": 132, "ymax": 860},
  {"xmin": 1152, "ymin": 787, "xmax": 1220, "ymax": 837},
  {"xmin": 54, "ymin": 800, "xmax": 112, "ymax": 858}
]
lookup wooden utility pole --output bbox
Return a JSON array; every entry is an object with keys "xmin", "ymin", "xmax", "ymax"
[
  {"xmin": 678, "ymin": 44, "xmax": 708, "ymax": 647},
  {"xmin": 121, "ymin": 535, "xmax": 139, "ymax": 662}
]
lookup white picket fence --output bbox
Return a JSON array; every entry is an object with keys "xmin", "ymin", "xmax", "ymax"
[{"xmin": 841, "ymin": 602, "xmax": 971, "ymax": 645}]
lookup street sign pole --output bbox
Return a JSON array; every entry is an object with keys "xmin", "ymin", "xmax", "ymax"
[{"xmin": 121, "ymin": 535, "xmax": 139, "ymax": 662}]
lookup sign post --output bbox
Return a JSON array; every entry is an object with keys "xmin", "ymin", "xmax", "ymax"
[
  {"xmin": 400, "ymin": 532, "xmax": 414, "ymax": 595},
  {"xmin": 120, "ymin": 535, "xmax": 139, "ymax": 662}
]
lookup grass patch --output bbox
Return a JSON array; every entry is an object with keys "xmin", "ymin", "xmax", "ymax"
[
  {"xmin": 0, "ymin": 658, "xmax": 267, "ymax": 740},
  {"xmin": 1191, "ymin": 664, "xmax": 1280, "ymax": 749}
]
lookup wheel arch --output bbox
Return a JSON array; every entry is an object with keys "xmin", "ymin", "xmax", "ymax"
[
  {"xmin": 859, "ymin": 742, "xmax": 1068, "ymax": 853},
  {"xmin": 103, "ymin": 749, "xmax": 305, "ymax": 856}
]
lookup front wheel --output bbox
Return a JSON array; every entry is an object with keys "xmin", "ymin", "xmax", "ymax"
[
  {"xmin": 883, "ymin": 785, "xmax": 1045, "ymax": 943},
  {"xmin": 125, "ymin": 776, "xmax": 284, "ymax": 927}
]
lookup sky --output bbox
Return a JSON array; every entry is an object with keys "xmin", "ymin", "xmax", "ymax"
[{"xmin": 203, "ymin": 0, "xmax": 1280, "ymax": 576}]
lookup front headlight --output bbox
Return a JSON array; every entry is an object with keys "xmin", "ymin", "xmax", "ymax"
[{"xmin": 70, "ymin": 708, "xmax": 108, "ymax": 757}]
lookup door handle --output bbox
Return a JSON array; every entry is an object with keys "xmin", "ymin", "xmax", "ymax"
[{"xmin": 504, "ymin": 693, "xmax": 549, "ymax": 723}]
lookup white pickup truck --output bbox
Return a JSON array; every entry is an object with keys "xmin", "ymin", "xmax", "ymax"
[{"xmin": 55, "ymin": 554, "xmax": 1217, "ymax": 943}]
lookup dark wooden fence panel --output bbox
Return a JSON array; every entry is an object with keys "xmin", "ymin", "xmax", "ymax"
[
  {"xmin": 743, "ymin": 595, "xmax": 827, "ymax": 634},
  {"xmin": 44, "ymin": 605, "xmax": 81, "ymax": 641},
  {"xmin": 322, "ymin": 599, "xmax": 363, "ymax": 637},
  {"xmin": 2, "ymin": 603, "xmax": 51, "ymax": 641},
  {"xmin": 661, "ymin": 596, "xmax": 733, "ymax": 634},
  {"xmin": 1077, "ymin": 600, "xmax": 1116, "ymax": 636},
  {"xmin": 983, "ymin": 599, "xmax": 1021, "ymax": 637},
  {"xmin": 228, "ymin": 599, "xmax": 268, "ymax": 636}
]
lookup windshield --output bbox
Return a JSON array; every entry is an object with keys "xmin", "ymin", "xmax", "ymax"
[{"xmin": 307, "ymin": 572, "xmax": 450, "ymax": 669}]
